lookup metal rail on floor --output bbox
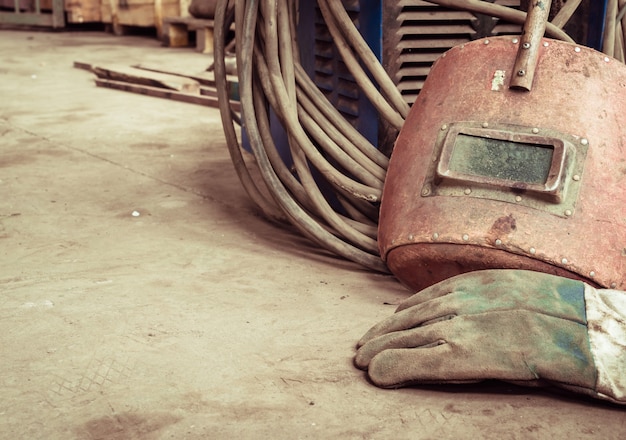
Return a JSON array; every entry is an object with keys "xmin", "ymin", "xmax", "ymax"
[{"xmin": 0, "ymin": 0, "xmax": 65, "ymax": 28}]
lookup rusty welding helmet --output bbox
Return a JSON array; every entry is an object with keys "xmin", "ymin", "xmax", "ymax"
[{"xmin": 378, "ymin": 7, "xmax": 626, "ymax": 292}]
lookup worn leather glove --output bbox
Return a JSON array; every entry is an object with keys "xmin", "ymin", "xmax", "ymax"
[{"xmin": 355, "ymin": 269, "xmax": 626, "ymax": 404}]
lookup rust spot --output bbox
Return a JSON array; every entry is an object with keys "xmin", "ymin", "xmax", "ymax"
[{"xmin": 490, "ymin": 214, "xmax": 517, "ymax": 236}]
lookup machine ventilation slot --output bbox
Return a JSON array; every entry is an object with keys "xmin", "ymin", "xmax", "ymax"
[
  {"xmin": 384, "ymin": 0, "xmax": 523, "ymax": 105},
  {"xmin": 313, "ymin": 0, "xmax": 366, "ymax": 129}
]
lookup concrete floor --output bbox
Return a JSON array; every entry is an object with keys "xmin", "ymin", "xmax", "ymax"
[{"xmin": 0, "ymin": 29, "xmax": 624, "ymax": 439}]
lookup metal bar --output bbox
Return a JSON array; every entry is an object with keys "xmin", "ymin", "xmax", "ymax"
[
  {"xmin": 509, "ymin": 0, "xmax": 552, "ymax": 91},
  {"xmin": 0, "ymin": 0, "xmax": 65, "ymax": 27},
  {"xmin": 51, "ymin": 0, "xmax": 65, "ymax": 27},
  {"xmin": 0, "ymin": 11, "xmax": 54, "ymax": 25}
]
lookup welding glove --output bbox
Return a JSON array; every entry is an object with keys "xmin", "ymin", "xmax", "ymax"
[{"xmin": 355, "ymin": 269, "xmax": 626, "ymax": 404}]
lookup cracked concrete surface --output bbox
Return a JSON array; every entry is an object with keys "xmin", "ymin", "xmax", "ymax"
[{"xmin": 0, "ymin": 29, "xmax": 625, "ymax": 439}]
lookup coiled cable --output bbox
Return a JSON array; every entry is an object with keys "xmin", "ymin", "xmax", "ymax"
[{"xmin": 214, "ymin": 0, "xmax": 621, "ymax": 272}]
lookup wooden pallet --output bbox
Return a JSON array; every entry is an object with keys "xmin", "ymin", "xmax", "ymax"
[
  {"xmin": 162, "ymin": 16, "xmax": 217, "ymax": 54},
  {"xmin": 101, "ymin": 0, "xmax": 188, "ymax": 36}
]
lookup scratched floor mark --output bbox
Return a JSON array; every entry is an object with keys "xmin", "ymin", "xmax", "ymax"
[{"xmin": 48, "ymin": 355, "xmax": 136, "ymax": 399}]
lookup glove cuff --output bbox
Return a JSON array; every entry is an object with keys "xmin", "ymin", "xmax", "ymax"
[{"xmin": 585, "ymin": 284, "xmax": 626, "ymax": 404}]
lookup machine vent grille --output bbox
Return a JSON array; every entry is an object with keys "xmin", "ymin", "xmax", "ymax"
[
  {"xmin": 308, "ymin": 0, "xmax": 523, "ymax": 152},
  {"xmin": 384, "ymin": 0, "xmax": 523, "ymax": 105},
  {"xmin": 313, "ymin": 0, "xmax": 365, "ymax": 129}
]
